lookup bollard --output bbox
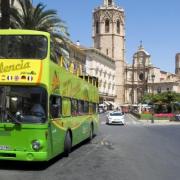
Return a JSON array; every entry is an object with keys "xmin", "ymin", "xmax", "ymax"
[{"xmin": 151, "ymin": 112, "xmax": 154, "ymax": 123}]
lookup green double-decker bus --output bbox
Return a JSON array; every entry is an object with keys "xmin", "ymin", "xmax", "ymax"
[{"xmin": 0, "ymin": 29, "xmax": 99, "ymax": 161}]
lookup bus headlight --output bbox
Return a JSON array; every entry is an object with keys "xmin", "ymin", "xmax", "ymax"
[{"xmin": 32, "ymin": 140, "xmax": 41, "ymax": 151}]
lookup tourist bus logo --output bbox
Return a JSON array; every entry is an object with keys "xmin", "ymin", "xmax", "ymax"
[{"xmin": 0, "ymin": 60, "xmax": 31, "ymax": 74}]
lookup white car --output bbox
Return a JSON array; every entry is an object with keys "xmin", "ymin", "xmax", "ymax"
[{"xmin": 106, "ymin": 111, "xmax": 125, "ymax": 125}]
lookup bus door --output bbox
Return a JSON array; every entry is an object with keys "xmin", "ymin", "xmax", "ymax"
[{"xmin": 49, "ymin": 95, "xmax": 65, "ymax": 156}]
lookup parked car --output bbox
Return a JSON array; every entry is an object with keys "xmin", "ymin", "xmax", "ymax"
[{"xmin": 106, "ymin": 111, "xmax": 125, "ymax": 125}]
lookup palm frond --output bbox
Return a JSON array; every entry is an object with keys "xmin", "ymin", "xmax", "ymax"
[{"xmin": 10, "ymin": 0, "xmax": 70, "ymax": 62}]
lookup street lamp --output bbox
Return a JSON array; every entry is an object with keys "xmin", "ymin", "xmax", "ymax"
[
  {"xmin": 151, "ymin": 74, "xmax": 155, "ymax": 123},
  {"xmin": 151, "ymin": 74, "xmax": 155, "ymax": 94}
]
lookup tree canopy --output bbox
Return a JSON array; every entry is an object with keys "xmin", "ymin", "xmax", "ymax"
[{"xmin": 142, "ymin": 92, "xmax": 180, "ymax": 105}]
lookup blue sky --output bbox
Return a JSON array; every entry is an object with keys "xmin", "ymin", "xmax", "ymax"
[{"xmin": 33, "ymin": 0, "xmax": 180, "ymax": 73}]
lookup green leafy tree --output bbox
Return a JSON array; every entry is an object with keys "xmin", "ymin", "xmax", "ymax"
[
  {"xmin": 142, "ymin": 92, "xmax": 179, "ymax": 104},
  {"xmin": 176, "ymin": 93, "xmax": 180, "ymax": 102},
  {"xmin": 141, "ymin": 93, "xmax": 154, "ymax": 104},
  {"xmin": 10, "ymin": 0, "xmax": 69, "ymax": 61},
  {"xmin": 141, "ymin": 92, "xmax": 180, "ymax": 113}
]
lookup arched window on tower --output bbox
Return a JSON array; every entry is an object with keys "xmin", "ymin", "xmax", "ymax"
[
  {"xmin": 105, "ymin": 19, "xmax": 110, "ymax": 33},
  {"xmin": 117, "ymin": 19, "xmax": 120, "ymax": 34},
  {"xmin": 108, "ymin": 0, "xmax": 112, "ymax": 6},
  {"xmin": 96, "ymin": 21, "xmax": 99, "ymax": 34}
]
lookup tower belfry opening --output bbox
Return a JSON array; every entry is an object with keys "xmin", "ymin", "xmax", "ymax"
[
  {"xmin": 103, "ymin": 0, "xmax": 114, "ymax": 6},
  {"xmin": 108, "ymin": 0, "xmax": 112, "ymax": 5}
]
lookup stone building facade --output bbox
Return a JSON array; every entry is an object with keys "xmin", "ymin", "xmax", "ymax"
[
  {"xmin": 92, "ymin": 0, "xmax": 125, "ymax": 106},
  {"xmin": 125, "ymin": 45, "xmax": 180, "ymax": 104},
  {"xmin": 84, "ymin": 48, "xmax": 116, "ymax": 106}
]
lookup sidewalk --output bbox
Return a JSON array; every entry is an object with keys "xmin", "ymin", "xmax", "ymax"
[
  {"xmin": 139, "ymin": 119, "xmax": 180, "ymax": 125},
  {"xmin": 129, "ymin": 113, "xmax": 180, "ymax": 125}
]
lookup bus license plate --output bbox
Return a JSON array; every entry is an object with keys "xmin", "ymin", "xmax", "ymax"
[{"xmin": 0, "ymin": 145, "xmax": 10, "ymax": 150}]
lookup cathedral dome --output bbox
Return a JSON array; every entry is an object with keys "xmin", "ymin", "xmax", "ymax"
[{"xmin": 137, "ymin": 43, "xmax": 150, "ymax": 56}]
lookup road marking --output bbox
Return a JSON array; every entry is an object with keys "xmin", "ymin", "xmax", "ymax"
[{"xmin": 57, "ymin": 135, "xmax": 111, "ymax": 169}]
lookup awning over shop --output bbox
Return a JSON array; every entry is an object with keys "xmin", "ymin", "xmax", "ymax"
[
  {"xmin": 99, "ymin": 103, "xmax": 106, "ymax": 107},
  {"xmin": 104, "ymin": 101, "xmax": 110, "ymax": 105},
  {"xmin": 107, "ymin": 101, "xmax": 115, "ymax": 106}
]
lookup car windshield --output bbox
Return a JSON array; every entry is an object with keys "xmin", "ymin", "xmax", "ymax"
[
  {"xmin": 0, "ymin": 86, "xmax": 47, "ymax": 124},
  {"xmin": 0, "ymin": 35, "xmax": 47, "ymax": 59},
  {"xmin": 110, "ymin": 112, "xmax": 123, "ymax": 116}
]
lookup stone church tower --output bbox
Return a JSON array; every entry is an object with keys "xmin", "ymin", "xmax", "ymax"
[
  {"xmin": 175, "ymin": 53, "xmax": 180, "ymax": 76},
  {"xmin": 92, "ymin": 0, "xmax": 125, "ymax": 105}
]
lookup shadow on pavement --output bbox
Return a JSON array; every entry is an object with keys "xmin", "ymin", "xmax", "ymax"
[{"xmin": 0, "ymin": 138, "xmax": 94, "ymax": 171}]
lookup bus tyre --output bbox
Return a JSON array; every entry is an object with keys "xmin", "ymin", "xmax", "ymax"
[{"xmin": 64, "ymin": 131, "xmax": 72, "ymax": 157}]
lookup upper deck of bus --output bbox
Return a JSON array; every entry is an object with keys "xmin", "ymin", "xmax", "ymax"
[{"xmin": 0, "ymin": 29, "xmax": 99, "ymax": 103}]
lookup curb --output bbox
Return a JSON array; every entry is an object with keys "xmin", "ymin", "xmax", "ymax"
[{"xmin": 128, "ymin": 114, "xmax": 180, "ymax": 125}]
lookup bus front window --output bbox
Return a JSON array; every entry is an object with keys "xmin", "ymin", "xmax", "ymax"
[
  {"xmin": 0, "ymin": 86, "xmax": 47, "ymax": 124},
  {"xmin": 0, "ymin": 35, "xmax": 47, "ymax": 59}
]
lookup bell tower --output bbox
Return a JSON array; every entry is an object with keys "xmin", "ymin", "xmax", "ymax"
[
  {"xmin": 92, "ymin": 0, "xmax": 125, "ymax": 105},
  {"xmin": 103, "ymin": 0, "xmax": 115, "ymax": 6},
  {"xmin": 175, "ymin": 53, "xmax": 180, "ymax": 76}
]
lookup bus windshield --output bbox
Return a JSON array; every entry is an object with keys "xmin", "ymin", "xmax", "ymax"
[
  {"xmin": 0, "ymin": 86, "xmax": 47, "ymax": 124},
  {"xmin": 0, "ymin": 35, "xmax": 47, "ymax": 59}
]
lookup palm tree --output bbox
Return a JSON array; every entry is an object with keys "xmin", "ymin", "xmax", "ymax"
[
  {"xmin": 10, "ymin": 0, "xmax": 69, "ymax": 62},
  {"xmin": 0, "ymin": 0, "xmax": 16, "ymax": 56},
  {"xmin": 0, "ymin": 0, "xmax": 10, "ymax": 29},
  {"xmin": 0, "ymin": 0, "xmax": 15, "ymax": 28}
]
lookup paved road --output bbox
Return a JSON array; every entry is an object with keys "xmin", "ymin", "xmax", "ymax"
[{"xmin": 0, "ymin": 114, "xmax": 180, "ymax": 180}]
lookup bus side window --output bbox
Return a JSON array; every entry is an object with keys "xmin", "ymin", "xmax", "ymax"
[
  {"xmin": 50, "ymin": 95, "xmax": 61, "ymax": 118},
  {"xmin": 93, "ymin": 103, "xmax": 97, "ymax": 113},
  {"xmin": 84, "ymin": 101, "xmax": 89, "ymax": 114},
  {"xmin": 78, "ymin": 100, "xmax": 84, "ymax": 115},
  {"xmin": 71, "ymin": 99, "xmax": 78, "ymax": 116}
]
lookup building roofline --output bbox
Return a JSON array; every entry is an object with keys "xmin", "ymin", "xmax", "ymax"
[{"xmin": 82, "ymin": 47, "xmax": 115, "ymax": 62}]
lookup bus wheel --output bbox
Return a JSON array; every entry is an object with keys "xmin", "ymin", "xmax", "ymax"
[{"xmin": 64, "ymin": 131, "xmax": 72, "ymax": 157}]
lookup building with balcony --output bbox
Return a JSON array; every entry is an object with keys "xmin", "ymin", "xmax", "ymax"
[{"xmin": 83, "ymin": 48, "xmax": 116, "ymax": 107}]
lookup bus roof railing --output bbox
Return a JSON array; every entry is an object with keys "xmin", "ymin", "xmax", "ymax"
[{"xmin": 79, "ymin": 75, "xmax": 98, "ymax": 88}]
